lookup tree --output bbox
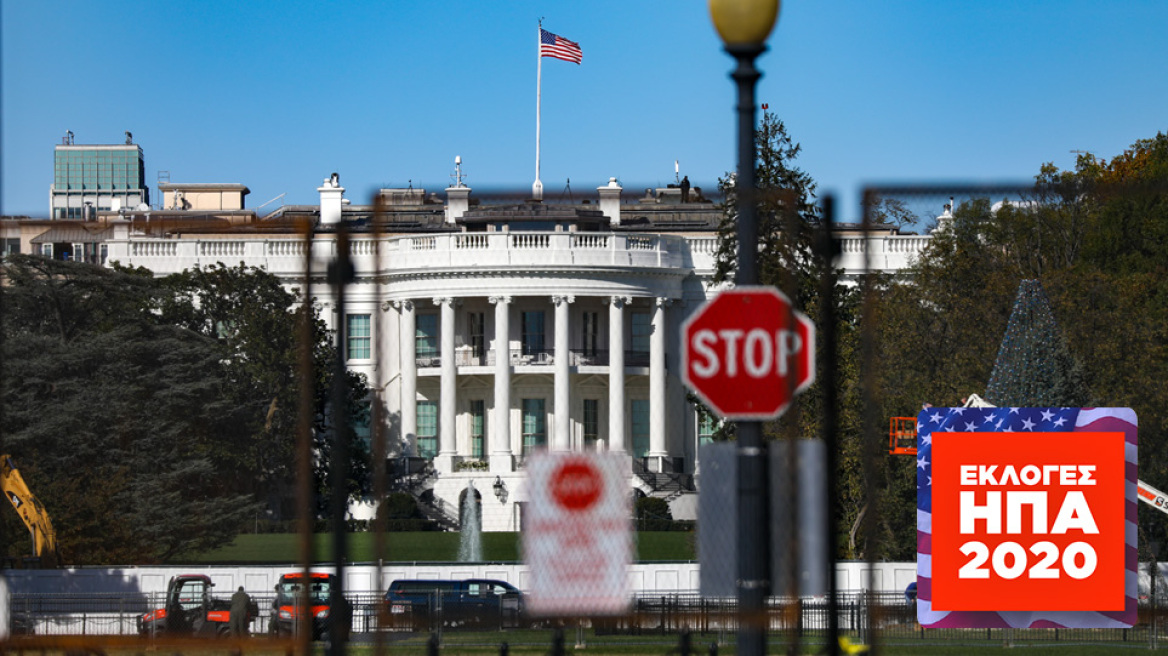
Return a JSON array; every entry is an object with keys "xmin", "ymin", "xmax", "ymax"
[
  {"xmin": 0, "ymin": 257, "xmax": 372, "ymax": 564},
  {"xmin": 156, "ymin": 263, "xmax": 371, "ymax": 520},
  {"xmin": 874, "ymin": 133, "xmax": 1168, "ymax": 557},
  {"xmin": 984, "ymin": 279, "xmax": 1092, "ymax": 407},
  {"xmin": 713, "ymin": 111, "xmax": 821, "ymax": 306},
  {"xmin": 0, "ymin": 255, "xmax": 257, "ymax": 563}
]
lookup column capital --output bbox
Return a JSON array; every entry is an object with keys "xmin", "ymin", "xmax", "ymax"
[
  {"xmin": 488, "ymin": 295, "xmax": 513, "ymax": 305},
  {"xmin": 607, "ymin": 295, "xmax": 633, "ymax": 308},
  {"xmin": 432, "ymin": 296, "xmax": 459, "ymax": 307},
  {"xmin": 655, "ymin": 297, "xmax": 674, "ymax": 308},
  {"xmin": 551, "ymin": 295, "xmax": 576, "ymax": 306},
  {"xmin": 390, "ymin": 299, "xmax": 414, "ymax": 311}
]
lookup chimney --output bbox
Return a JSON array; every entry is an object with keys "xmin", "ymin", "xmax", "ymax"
[
  {"xmin": 445, "ymin": 186, "xmax": 471, "ymax": 223},
  {"xmin": 318, "ymin": 172, "xmax": 345, "ymax": 225},
  {"xmin": 597, "ymin": 177, "xmax": 622, "ymax": 227}
]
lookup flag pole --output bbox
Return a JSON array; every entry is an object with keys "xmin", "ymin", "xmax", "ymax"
[{"xmin": 534, "ymin": 20, "xmax": 543, "ymax": 201}]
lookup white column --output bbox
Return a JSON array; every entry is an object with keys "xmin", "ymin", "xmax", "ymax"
[
  {"xmin": 396, "ymin": 300, "xmax": 417, "ymax": 457},
  {"xmin": 552, "ymin": 295, "xmax": 574, "ymax": 451},
  {"xmin": 490, "ymin": 296, "xmax": 514, "ymax": 472},
  {"xmin": 608, "ymin": 296, "xmax": 628, "ymax": 453},
  {"xmin": 648, "ymin": 297, "xmax": 670, "ymax": 470},
  {"xmin": 435, "ymin": 297, "xmax": 457, "ymax": 473}
]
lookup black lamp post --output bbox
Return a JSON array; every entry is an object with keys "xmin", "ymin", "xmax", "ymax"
[{"xmin": 707, "ymin": 2, "xmax": 780, "ymax": 655}]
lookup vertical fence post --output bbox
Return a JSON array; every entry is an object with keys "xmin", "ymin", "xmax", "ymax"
[{"xmin": 551, "ymin": 627, "xmax": 565, "ymax": 656}]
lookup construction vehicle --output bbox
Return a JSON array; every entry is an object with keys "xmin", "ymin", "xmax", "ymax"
[
  {"xmin": 138, "ymin": 574, "xmax": 257, "ymax": 637},
  {"xmin": 269, "ymin": 572, "xmax": 348, "ymax": 641},
  {"xmin": 0, "ymin": 455, "xmax": 58, "ymax": 567}
]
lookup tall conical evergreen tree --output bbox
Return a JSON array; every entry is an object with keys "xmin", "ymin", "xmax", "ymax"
[{"xmin": 984, "ymin": 279, "xmax": 1092, "ymax": 406}]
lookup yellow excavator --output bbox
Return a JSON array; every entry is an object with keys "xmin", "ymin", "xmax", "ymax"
[{"xmin": 0, "ymin": 455, "xmax": 58, "ymax": 567}]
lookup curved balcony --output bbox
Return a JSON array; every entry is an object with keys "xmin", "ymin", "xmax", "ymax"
[
  {"xmin": 106, "ymin": 231, "xmax": 714, "ymax": 279},
  {"xmin": 104, "ymin": 230, "xmax": 931, "ymax": 281}
]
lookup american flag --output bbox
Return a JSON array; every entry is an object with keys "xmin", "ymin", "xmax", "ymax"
[
  {"xmin": 916, "ymin": 406, "xmax": 1138, "ymax": 628},
  {"xmin": 540, "ymin": 28, "xmax": 582, "ymax": 64}
]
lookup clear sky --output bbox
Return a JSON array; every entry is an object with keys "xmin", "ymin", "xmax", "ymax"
[{"xmin": 4, "ymin": 1, "xmax": 1168, "ymax": 224}]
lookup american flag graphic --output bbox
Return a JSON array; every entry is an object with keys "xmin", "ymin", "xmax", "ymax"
[
  {"xmin": 540, "ymin": 29, "xmax": 583, "ymax": 64},
  {"xmin": 917, "ymin": 407, "xmax": 1138, "ymax": 628}
]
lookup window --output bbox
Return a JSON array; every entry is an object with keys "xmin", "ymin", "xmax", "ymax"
[
  {"xmin": 582, "ymin": 311, "xmax": 599, "ymax": 356},
  {"xmin": 416, "ymin": 314, "xmax": 438, "ymax": 361},
  {"xmin": 347, "ymin": 314, "xmax": 371, "ymax": 360},
  {"xmin": 522, "ymin": 399, "xmax": 546, "ymax": 456},
  {"xmin": 353, "ymin": 400, "xmax": 371, "ymax": 448},
  {"xmin": 468, "ymin": 312, "xmax": 486, "ymax": 359},
  {"xmin": 631, "ymin": 400, "xmax": 650, "ymax": 457},
  {"xmin": 469, "ymin": 400, "xmax": 486, "ymax": 459},
  {"xmin": 522, "ymin": 311, "xmax": 545, "ymax": 355},
  {"xmin": 699, "ymin": 413, "xmax": 717, "ymax": 446},
  {"xmin": 630, "ymin": 312, "xmax": 651, "ymax": 365},
  {"xmin": 417, "ymin": 401, "xmax": 438, "ymax": 458},
  {"xmin": 3, "ymin": 239, "xmax": 19, "ymax": 257},
  {"xmin": 583, "ymin": 399, "xmax": 599, "ymax": 449}
]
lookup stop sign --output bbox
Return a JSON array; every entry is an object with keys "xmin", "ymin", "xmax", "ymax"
[{"xmin": 682, "ymin": 286, "xmax": 815, "ymax": 420}]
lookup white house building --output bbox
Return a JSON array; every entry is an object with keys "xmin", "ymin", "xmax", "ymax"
[{"xmin": 97, "ymin": 172, "xmax": 936, "ymax": 532}]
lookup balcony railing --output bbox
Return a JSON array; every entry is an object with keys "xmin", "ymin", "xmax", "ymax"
[
  {"xmin": 418, "ymin": 348, "xmax": 654, "ymax": 369},
  {"xmin": 569, "ymin": 349, "xmax": 608, "ymax": 366}
]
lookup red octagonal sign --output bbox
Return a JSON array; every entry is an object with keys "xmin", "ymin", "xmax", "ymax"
[{"xmin": 683, "ymin": 286, "xmax": 815, "ymax": 420}]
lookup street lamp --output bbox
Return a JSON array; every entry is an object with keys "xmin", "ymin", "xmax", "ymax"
[{"xmin": 708, "ymin": 3, "xmax": 779, "ymax": 656}]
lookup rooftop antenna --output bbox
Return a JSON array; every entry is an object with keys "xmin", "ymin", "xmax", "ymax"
[
  {"xmin": 63, "ymin": 130, "xmax": 74, "ymax": 145},
  {"xmin": 451, "ymin": 156, "xmax": 467, "ymax": 188},
  {"xmin": 407, "ymin": 179, "xmax": 414, "ymax": 191},
  {"xmin": 675, "ymin": 160, "xmax": 679, "ymax": 184},
  {"xmin": 125, "ymin": 131, "xmax": 133, "ymax": 145},
  {"xmin": 561, "ymin": 177, "xmax": 573, "ymax": 202}
]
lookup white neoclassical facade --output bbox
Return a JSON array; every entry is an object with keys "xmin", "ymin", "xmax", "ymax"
[{"xmin": 97, "ymin": 174, "xmax": 936, "ymax": 531}]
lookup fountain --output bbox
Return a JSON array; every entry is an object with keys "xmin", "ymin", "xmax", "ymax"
[{"xmin": 457, "ymin": 480, "xmax": 483, "ymax": 561}]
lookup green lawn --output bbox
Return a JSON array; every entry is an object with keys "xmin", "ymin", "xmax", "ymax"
[{"xmin": 181, "ymin": 531, "xmax": 695, "ymax": 564}]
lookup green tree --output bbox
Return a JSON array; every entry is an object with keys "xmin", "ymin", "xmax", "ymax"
[
  {"xmin": 713, "ymin": 111, "xmax": 821, "ymax": 306},
  {"xmin": 984, "ymin": 279, "xmax": 1092, "ymax": 407},
  {"xmin": 0, "ymin": 255, "xmax": 257, "ymax": 564},
  {"xmin": 156, "ymin": 263, "xmax": 371, "ymax": 520}
]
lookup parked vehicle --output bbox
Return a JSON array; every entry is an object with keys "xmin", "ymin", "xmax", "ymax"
[
  {"xmin": 138, "ymin": 574, "xmax": 257, "ymax": 636},
  {"xmin": 269, "ymin": 572, "xmax": 348, "ymax": 641},
  {"xmin": 384, "ymin": 579, "xmax": 524, "ymax": 630}
]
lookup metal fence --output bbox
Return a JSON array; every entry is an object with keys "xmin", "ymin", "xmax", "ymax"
[{"xmin": 9, "ymin": 590, "xmax": 1167, "ymax": 649}]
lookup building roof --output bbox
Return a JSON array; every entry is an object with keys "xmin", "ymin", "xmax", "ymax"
[
  {"xmin": 158, "ymin": 183, "xmax": 250, "ymax": 193},
  {"xmin": 30, "ymin": 225, "xmax": 114, "ymax": 244}
]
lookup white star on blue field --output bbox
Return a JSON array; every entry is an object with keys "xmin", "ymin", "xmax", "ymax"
[{"xmin": 916, "ymin": 407, "xmax": 1081, "ymax": 514}]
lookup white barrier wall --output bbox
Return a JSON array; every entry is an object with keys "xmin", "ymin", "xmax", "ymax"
[{"xmin": 2, "ymin": 562, "xmax": 919, "ymax": 597}]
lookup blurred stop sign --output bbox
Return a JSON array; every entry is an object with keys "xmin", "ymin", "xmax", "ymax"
[{"xmin": 682, "ymin": 287, "xmax": 815, "ymax": 420}]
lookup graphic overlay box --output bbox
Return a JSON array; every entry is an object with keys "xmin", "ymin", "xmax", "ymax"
[
  {"xmin": 523, "ymin": 452, "xmax": 632, "ymax": 616},
  {"xmin": 917, "ymin": 407, "xmax": 1137, "ymax": 628}
]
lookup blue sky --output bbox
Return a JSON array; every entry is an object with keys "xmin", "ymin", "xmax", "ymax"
[{"xmin": 4, "ymin": 1, "xmax": 1168, "ymax": 223}]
